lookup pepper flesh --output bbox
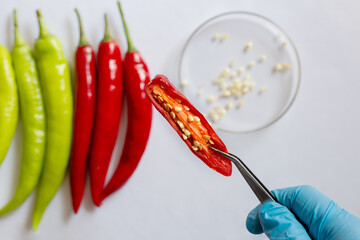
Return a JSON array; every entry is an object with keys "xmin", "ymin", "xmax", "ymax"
[
  {"xmin": 0, "ymin": 46, "xmax": 18, "ymax": 166},
  {"xmin": 70, "ymin": 9, "xmax": 97, "ymax": 213},
  {"xmin": 89, "ymin": 14, "xmax": 123, "ymax": 206},
  {"xmin": 32, "ymin": 10, "xmax": 73, "ymax": 230},
  {"xmin": 0, "ymin": 10, "xmax": 46, "ymax": 215},
  {"xmin": 99, "ymin": 1, "xmax": 152, "ymax": 203},
  {"xmin": 146, "ymin": 75, "xmax": 232, "ymax": 176}
]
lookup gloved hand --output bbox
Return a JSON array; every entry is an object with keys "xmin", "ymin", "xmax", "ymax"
[{"xmin": 246, "ymin": 185, "xmax": 360, "ymax": 240}]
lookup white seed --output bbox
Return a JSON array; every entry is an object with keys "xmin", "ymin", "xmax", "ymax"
[
  {"xmin": 215, "ymin": 104, "xmax": 221, "ymax": 110},
  {"xmin": 182, "ymin": 134, "xmax": 188, "ymax": 140},
  {"xmin": 226, "ymin": 102, "xmax": 233, "ymax": 109},
  {"xmin": 192, "ymin": 146, "xmax": 199, "ymax": 151},
  {"xmin": 198, "ymin": 145, "xmax": 203, "ymax": 150},
  {"xmin": 238, "ymin": 66, "xmax": 245, "ymax": 73},
  {"xmin": 184, "ymin": 129, "xmax": 191, "ymax": 136},
  {"xmin": 175, "ymin": 106, "xmax": 182, "ymax": 112},
  {"xmin": 230, "ymin": 88, "xmax": 237, "ymax": 95},
  {"xmin": 203, "ymin": 135, "xmax": 211, "ymax": 141},
  {"xmin": 220, "ymin": 82, "xmax": 227, "ymax": 90},
  {"xmin": 243, "ymin": 81, "xmax": 250, "ymax": 88},
  {"xmin": 260, "ymin": 55, "xmax": 267, "ymax": 61},
  {"xmin": 193, "ymin": 140, "xmax": 200, "ymax": 147},
  {"xmin": 170, "ymin": 111, "xmax": 176, "ymax": 119},
  {"xmin": 164, "ymin": 104, "xmax": 172, "ymax": 111},
  {"xmin": 194, "ymin": 116, "xmax": 200, "ymax": 122},
  {"xmin": 251, "ymin": 82, "xmax": 256, "ymax": 88},
  {"xmin": 177, "ymin": 120, "xmax": 184, "ymax": 129},
  {"xmin": 211, "ymin": 113, "xmax": 220, "ymax": 122},
  {"xmin": 207, "ymin": 96, "xmax": 217, "ymax": 103},
  {"xmin": 188, "ymin": 115, "xmax": 194, "ymax": 122},
  {"xmin": 183, "ymin": 105, "xmax": 190, "ymax": 111},
  {"xmin": 244, "ymin": 74, "xmax": 251, "ymax": 81},
  {"xmin": 209, "ymin": 139, "xmax": 214, "ymax": 144},
  {"xmin": 245, "ymin": 41, "xmax": 254, "ymax": 50},
  {"xmin": 219, "ymin": 109, "xmax": 227, "ymax": 118},
  {"xmin": 198, "ymin": 88, "xmax": 204, "ymax": 96},
  {"xmin": 275, "ymin": 63, "xmax": 283, "ymax": 71},
  {"xmin": 242, "ymin": 87, "xmax": 250, "ymax": 94},
  {"xmin": 221, "ymin": 34, "xmax": 228, "ymax": 41},
  {"xmin": 175, "ymin": 98, "xmax": 181, "ymax": 103},
  {"xmin": 260, "ymin": 87, "xmax": 267, "ymax": 93},
  {"xmin": 248, "ymin": 61, "xmax": 256, "ymax": 68},
  {"xmin": 221, "ymin": 67, "xmax": 230, "ymax": 77},
  {"xmin": 230, "ymin": 59, "xmax": 236, "ymax": 67},
  {"xmin": 231, "ymin": 71, "xmax": 238, "ymax": 77},
  {"xmin": 237, "ymin": 101, "xmax": 244, "ymax": 108},
  {"xmin": 213, "ymin": 33, "xmax": 220, "ymax": 40},
  {"xmin": 157, "ymin": 96, "xmax": 163, "ymax": 102},
  {"xmin": 222, "ymin": 90, "xmax": 231, "ymax": 97},
  {"xmin": 282, "ymin": 64, "xmax": 292, "ymax": 69},
  {"xmin": 180, "ymin": 80, "xmax": 188, "ymax": 87},
  {"xmin": 282, "ymin": 41, "xmax": 288, "ymax": 47}
]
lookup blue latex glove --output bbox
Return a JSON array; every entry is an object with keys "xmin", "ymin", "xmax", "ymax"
[{"xmin": 246, "ymin": 185, "xmax": 360, "ymax": 240}]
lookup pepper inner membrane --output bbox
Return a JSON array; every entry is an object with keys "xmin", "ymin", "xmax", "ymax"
[{"xmin": 151, "ymin": 86, "xmax": 214, "ymax": 154}]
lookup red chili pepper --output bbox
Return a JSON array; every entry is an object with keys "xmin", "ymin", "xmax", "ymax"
[
  {"xmin": 70, "ymin": 9, "xmax": 97, "ymax": 213},
  {"xmin": 99, "ymin": 2, "xmax": 152, "ymax": 203},
  {"xmin": 145, "ymin": 75, "xmax": 232, "ymax": 176},
  {"xmin": 89, "ymin": 14, "xmax": 123, "ymax": 206}
]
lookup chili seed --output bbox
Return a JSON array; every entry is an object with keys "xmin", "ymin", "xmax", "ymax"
[
  {"xmin": 180, "ymin": 80, "xmax": 188, "ymax": 87},
  {"xmin": 193, "ymin": 140, "xmax": 200, "ymax": 147},
  {"xmin": 164, "ymin": 104, "xmax": 172, "ymax": 111},
  {"xmin": 209, "ymin": 139, "xmax": 214, "ymax": 145},
  {"xmin": 238, "ymin": 66, "xmax": 245, "ymax": 73},
  {"xmin": 175, "ymin": 106, "xmax": 182, "ymax": 112},
  {"xmin": 275, "ymin": 63, "xmax": 283, "ymax": 70},
  {"xmin": 170, "ymin": 111, "xmax": 176, "ymax": 119},
  {"xmin": 194, "ymin": 116, "xmax": 200, "ymax": 122},
  {"xmin": 175, "ymin": 98, "xmax": 181, "ymax": 103},
  {"xmin": 282, "ymin": 64, "xmax": 292, "ymax": 69},
  {"xmin": 192, "ymin": 146, "xmax": 199, "ymax": 151},
  {"xmin": 188, "ymin": 115, "xmax": 194, "ymax": 122},
  {"xmin": 183, "ymin": 105, "xmax": 190, "ymax": 111},
  {"xmin": 203, "ymin": 135, "xmax": 210, "ymax": 141},
  {"xmin": 157, "ymin": 96, "xmax": 163, "ymax": 102},
  {"xmin": 260, "ymin": 55, "xmax": 267, "ymax": 61},
  {"xmin": 184, "ymin": 129, "xmax": 191, "ymax": 136},
  {"xmin": 177, "ymin": 120, "xmax": 184, "ymax": 129},
  {"xmin": 237, "ymin": 101, "xmax": 244, "ymax": 108},
  {"xmin": 182, "ymin": 134, "xmax": 188, "ymax": 140},
  {"xmin": 245, "ymin": 41, "xmax": 253, "ymax": 50}
]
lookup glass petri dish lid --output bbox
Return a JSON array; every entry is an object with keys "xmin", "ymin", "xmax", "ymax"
[{"xmin": 179, "ymin": 12, "xmax": 301, "ymax": 133}]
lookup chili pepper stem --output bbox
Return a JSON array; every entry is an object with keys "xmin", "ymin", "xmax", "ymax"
[
  {"xmin": 13, "ymin": 9, "xmax": 25, "ymax": 46},
  {"xmin": 117, "ymin": 1, "xmax": 136, "ymax": 52},
  {"xmin": 102, "ymin": 14, "xmax": 113, "ymax": 42},
  {"xmin": 36, "ymin": 10, "xmax": 50, "ymax": 38},
  {"xmin": 74, "ymin": 9, "xmax": 89, "ymax": 46}
]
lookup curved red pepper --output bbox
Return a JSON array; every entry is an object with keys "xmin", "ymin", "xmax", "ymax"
[
  {"xmin": 99, "ymin": 2, "xmax": 152, "ymax": 203},
  {"xmin": 89, "ymin": 15, "xmax": 123, "ymax": 206},
  {"xmin": 70, "ymin": 9, "xmax": 97, "ymax": 213},
  {"xmin": 145, "ymin": 75, "xmax": 232, "ymax": 176}
]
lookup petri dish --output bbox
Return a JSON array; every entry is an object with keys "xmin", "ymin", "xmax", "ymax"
[{"xmin": 178, "ymin": 12, "xmax": 301, "ymax": 133}]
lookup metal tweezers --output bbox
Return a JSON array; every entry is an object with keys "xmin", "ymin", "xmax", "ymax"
[{"xmin": 210, "ymin": 146, "xmax": 277, "ymax": 203}]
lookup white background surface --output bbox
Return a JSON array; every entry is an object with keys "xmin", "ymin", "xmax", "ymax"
[{"xmin": 0, "ymin": 0, "xmax": 360, "ymax": 239}]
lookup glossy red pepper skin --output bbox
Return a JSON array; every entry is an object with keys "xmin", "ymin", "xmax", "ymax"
[
  {"xmin": 100, "ymin": 51, "xmax": 152, "ymax": 203},
  {"xmin": 70, "ymin": 44, "xmax": 96, "ymax": 213},
  {"xmin": 145, "ymin": 75, "xmax": 232, "ymax": 176},
  {"xmin": 89, "ymin": 35, "xmax": 123, "ymax": 206}
]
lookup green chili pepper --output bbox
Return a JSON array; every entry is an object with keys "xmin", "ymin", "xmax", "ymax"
[
  {"xmin": 32, "ymin": 10, "xmax": 73, "ymax": 230},
  {"xmin": 0, "ymin": 10, "xmax": 46, "ymax": 215},
  {"xmin": 0, "ymin": 46, "xmax": 18, "ymax": 166}
]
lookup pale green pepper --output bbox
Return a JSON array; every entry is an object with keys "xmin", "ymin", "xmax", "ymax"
[
  {"xmin": 32, "ymin": 10, "xmax": 73, "ymax": 230},
  {"xmin": 0, "ymin": 10, "xmax": 46, "ymax": 215},
  {"xmin": 0, "ymin": 45, "xmax": 18, "ymax": 166}
]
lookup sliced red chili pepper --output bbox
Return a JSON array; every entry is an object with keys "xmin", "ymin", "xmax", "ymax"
[
  {"xmin": 145, "ymin": 75, "xmax": 232, "ymax": 176},
  {"xmin": 89, "ymin": 14, "xmax": 123, "ymax": 206}
]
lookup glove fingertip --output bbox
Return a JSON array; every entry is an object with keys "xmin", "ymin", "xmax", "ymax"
[{"xmin": 246, "ymin": 204, "xmax": 263, "ymax": 234}]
